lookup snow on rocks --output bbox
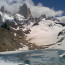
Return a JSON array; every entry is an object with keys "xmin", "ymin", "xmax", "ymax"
[
  {"xmin": 27, "ymin": 19, "xmax": 65, "ymax": 46},
  {"xmin": 14, "ymin": 14, "xmax": 25, "ymax": 21},
  {"xmin": 12, "ymin": 27, "xmax": 20, "ymax": 31},
  {"xmin": 14, "ymin": 33, "xmax": 17, "ymax": 36},
  {"xmin": 48, "ymin": 38, "xmax": 65, "ymax": 50},
  {"xmin": 18, "ymin": 45, "xmax": 29, "ymax": 51},
  {"xmin": 0, "ymin": 11, "xmax": 13, "ymax": 22}
]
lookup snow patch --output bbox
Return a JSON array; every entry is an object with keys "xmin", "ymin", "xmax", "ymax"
[
  {"xmin": 18, "ymin": 45, "xmax": 29, "ymax": 51},
  {"xmin": 27, "ymin": 19, "xmax": 65, "ymax": 46},
  {"xmin": 14, "ymin": 33, "xmax": 17, "ymax": 36},
  {"xmin": 49, "ymin": 38, "xmax": 65, "ymax": 50},
  {"xmin": 0, "ymin": 11, "xmax": 13, "ymax": 22},
  {"xmin": 12, "ymin": 27, "xmax": 20, "ymax": 31},
  {"xmin": 15, "ymin": 14, "xmax": 25, "ymax": 21}
]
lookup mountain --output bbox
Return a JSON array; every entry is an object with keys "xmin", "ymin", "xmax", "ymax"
[
  {"xmin": 0, "ymin": 6, "xmax": 5, "ymax": 13},
  {"xmin": 0, "ymin": 4, "xmax": 65, "ymax": 52},
  {"xmin": 19, "ymin": 3, "xmax": 32, "ymax": 19}
]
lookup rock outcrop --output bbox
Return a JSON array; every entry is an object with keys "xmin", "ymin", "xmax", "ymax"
[
  {"xmin": 19, "ymin": 3, "xmax": 32, "ymax": 19},
  {"xmin": 0, "ymin": 6, "xmax": 5, "ymax": 13},
  {"xmin": 0, "ymin": 15, "xmax": 3, "ymax": 26}
]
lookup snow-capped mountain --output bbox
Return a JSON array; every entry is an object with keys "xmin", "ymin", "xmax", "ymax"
[{"xmin": 0, "ymin": 3, "xmax": 65, "ymax": 52}]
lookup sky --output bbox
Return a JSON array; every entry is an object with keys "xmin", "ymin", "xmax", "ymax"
[
  {"xmin": 0, "ymin": 0, "xmax": 65, "ymax": 18},
  {"xmin": 33, "ymin": 0, "xmax": 65, "ymax": 16},
  {"xmin": 0, "ymin": 0, "xmax": 65, "ymax": 22}
]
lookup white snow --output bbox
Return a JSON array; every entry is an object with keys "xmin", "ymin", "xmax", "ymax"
[
  {"xmin": 49, "ymin": 38, "xmax": 65, "ymax": 50},
  {"xmin": 14, "ymin": 21, "xmax": 18, "ymax": 25},
  {"xmin": 12, "ymin": 27, "xmax": 20, "ymax": 31},
  {"xmin": 23, "ymin": 28, "xmax": 27, "ymax": 31},
  {"xmin": 0, "ymin": 11, "xmax": 13, "ymax": 22},
  {"xmin": 27, "ymin": 19, "xmax": 65, "ymax": 46},
  {"xmin": 0, "ymin": 11, "xmax": 2, "ymax": 15},
  {"xmin": 59, "ymin": 53, "xmax": 65, "ymax": 57},
  {"xmin": 25, "ymin": 64, "xmax": 29, "ymax": 65},
  {"xmin": 18, "ymin": 45, "xmax": 29, "ymax": 51},
  {"xmin": 16, "ymin": 27, "xmax": 20, "ymax": 30},
  {"xmin": 20, "ymin": 43, "xmax": 23, "ymax": 46},
  {"xmin": 24, "ymin": 22, "xmax": 34, "ymax": 29},
  {"xmin": 15, "ymin": 14, "xmax": 25, "ymax": 21},
  {"xmin": 20, "ymin": 43, "xmax": 23, "ymax": 45},
  {"xmin": 14, "ymin": 33, "xmax": 17, "ymax": 36},
  {"xmin": 3, "ymin": 14, "xmax": 13, "ymax": 21}
]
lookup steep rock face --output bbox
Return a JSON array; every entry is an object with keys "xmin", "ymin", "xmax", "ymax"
[
  {"xmin": 19, "ymin": 3, "xmax": 32, "ymax": 19},
  {"xmin": 0, "ymin": 21, "xmax": 28, "ymax": 52},
  {"xmin": 0, "ymin": 27, "xmax": 16, "ymax": 51},
  {"xmin": 0, "ymin": 15, "xmax": 3, "ymax": 26},
  {"xmin": 58, "ymin": 29, "xmax": 65, "ymax": 36},
  {"xmin": 46, "ymin": 16, "xmax": 60, "ymax": 22},
  {"xmin": 57, "ymin": 29, "xmax": 65, "ymax": 43},
  {"xmin": 0, "ymin": 6, "xmax": 5, "ymax": 13}
]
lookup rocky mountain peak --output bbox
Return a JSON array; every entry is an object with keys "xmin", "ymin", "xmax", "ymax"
[
  {"xmin": 0, "ymin": 15, "xmax": 3, "ymax": 26},
  {"xmin": 0, "ymin": 6, "xmax": 5, "ymax": 13},
  {"xmin": 19, "ymin": 3, "xmax": 32, "ymax": 19}
]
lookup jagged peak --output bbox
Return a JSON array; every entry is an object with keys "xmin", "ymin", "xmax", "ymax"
[
  {"xmin": 19, "ymin": 3, "xmax": 32, "ymax": 19},
  {"xmin": 21, "ymin": 3, "xmax": 27, "ymax": 8},
  {"xmin": 0, "ymin": 6, "xmax": 5, "ymax": 13}
]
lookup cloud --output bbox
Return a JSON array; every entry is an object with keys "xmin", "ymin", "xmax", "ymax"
[
  {"xmin": 27, "ymin": 2, "xmax": 63, "ymax": 17},
  {"xmin": 57, "ymin": 16, "xmax": 65, "ymax": 23},
  {"xmin": 0, "ymin": 0, "xmax": 63, "ymax": 17},
  {"xmin": 0, "ymin": 0, "xmax": 23, "ymax": 14}
]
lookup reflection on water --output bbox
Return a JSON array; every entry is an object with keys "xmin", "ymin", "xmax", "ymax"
[{"xmin": 0, "ymin": 49, "xmax": 65, "ymax": 65}]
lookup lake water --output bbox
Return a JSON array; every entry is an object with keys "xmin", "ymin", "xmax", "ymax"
[{"xmin": 0, "ymin": 49, "xmax": 65, "ymax": 65}]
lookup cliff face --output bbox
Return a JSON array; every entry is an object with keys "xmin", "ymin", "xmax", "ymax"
[
  {"xmin": 0, "ymin": 21, "xmax": 27, "ymax": 52},
  {"xmin": 0, "ymin": 15, "xmax": 3, "ymax": 26},
  {"xmin": 19, "ymin": 3, "xmax": 32, "ymax": 19},
  {"xmin": 0, "ymin": 27, "xmax": 15, "ymax": 51},
  {"xmin": 0, "ymin": 6, "xmax": 5, "ymax": 13}
]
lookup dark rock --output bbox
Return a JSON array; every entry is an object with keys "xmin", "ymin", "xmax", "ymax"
[
  {"xmin": 58, "ymin": 29, "xmax": 65, "ymax": 36},
  {"xmin": 46, "ymin": 16, "xmax": 60, "ymax": 22},
  {"xmin": 0, "ymin": 20, "xmax": 28, "ymax": 52},
  {"xmin": 57, "ymin": 37, "xmax": 64, "ymax": 43},
  {"xmin": 33, "ymin": 22, "xmax": 39, "ymax": 26},
  {"xmin": 56, "ymin": 23, "xmax": 65, "ymax": 26},
  {"xmin": 40, "ymin": 14, "xmax": 46, "ymax": 20},
  {"xmin": 0, "ymin": 15, "xmax": 3, "ymax": 26},
  {"xmin": 0, "ymin": 26, "xmax": 27, "ymax": 52},
  {"xmin": 24, "ymin": 29, "xmax": 31, "ymax": 34},
  {"xmin": 1, "ymin": 22, "xmax": 10, "ymax": 31},
  {"xmin": 19, "ymin": 3, "xmax": 32, "ymax": 19},
  {"xmin": 0, "ymin": 6, "xmax": 5, "ymax": 13},
  {"xmin": 0, "ymin": 27, "xmax": 15, "ymax": 51},
  {"xmin": 24, "ymin": 59, "xmax": 30, "ymax": 64},
  {"xmin": 63, "ymin": 55, "xmax": 65, "ymax": 57}
]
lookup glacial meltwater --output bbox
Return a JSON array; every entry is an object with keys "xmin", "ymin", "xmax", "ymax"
[{"xmin": 0, "ymin": 49, "xmax": 65, "ymax": 65}]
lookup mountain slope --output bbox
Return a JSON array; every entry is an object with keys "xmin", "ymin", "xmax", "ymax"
[{"xmin": 0, "ymin": 4, "xmax": 65, "ymax": 51}]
